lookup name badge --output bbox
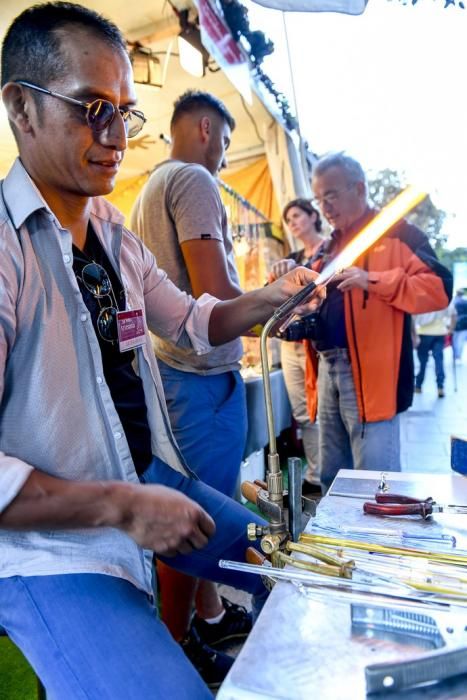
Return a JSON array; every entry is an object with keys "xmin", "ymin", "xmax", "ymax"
[{"xmin": 117, "ymin": 309, "xmax": 145, "ymax": 352}]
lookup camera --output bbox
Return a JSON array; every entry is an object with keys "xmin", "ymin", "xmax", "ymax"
[{"xmin": 277, "ymin": 312, "xmax": 323, "ymax": 342}]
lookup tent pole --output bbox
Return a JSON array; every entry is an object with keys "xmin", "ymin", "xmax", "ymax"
[{"xmin": 281, "ymin": 11, "xmax": 311, "ymax": 197}]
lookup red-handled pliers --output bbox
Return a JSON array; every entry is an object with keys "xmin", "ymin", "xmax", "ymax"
[{"xmin": 363, "ymin": 493, "xmax": 467, "ymax": 520}]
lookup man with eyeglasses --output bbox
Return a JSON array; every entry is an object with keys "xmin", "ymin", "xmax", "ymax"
[
  {"xmin": 302, "ymin": 152, "xmax": 452, "ymax": 490},
  {"xmin": 0, "ymin": 3, "xmax": 322, "ymax": 698}
]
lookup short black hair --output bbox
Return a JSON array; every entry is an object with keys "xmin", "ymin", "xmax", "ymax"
[
  {"xmin": 171, "ymin": 90, "xmax": 235, "ymax": 131},
  {"xmin": 1, "ymin": 2, "xmax": 127, "ymax": 88},
  {"xmin": 283, "ymin": 198, "xmax": 322, "ymax": 233}
]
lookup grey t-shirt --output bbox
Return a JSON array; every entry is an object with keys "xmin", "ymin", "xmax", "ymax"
[{"xmin": 131, "ymin": 160, "xmax": 243, "ymax": 374}]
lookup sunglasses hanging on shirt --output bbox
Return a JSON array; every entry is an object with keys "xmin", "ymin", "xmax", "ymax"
[{"xmin": 78, "ymin": 262, "xmax": 120, "ymax": 343}]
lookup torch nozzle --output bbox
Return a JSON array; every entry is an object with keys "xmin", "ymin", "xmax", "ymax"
[{"xmin": 272, "ymin": 280, "xmax": 318, "ymax": 323}]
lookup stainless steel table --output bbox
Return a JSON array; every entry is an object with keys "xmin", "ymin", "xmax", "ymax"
[{"xmin": 218, "ymin": 470, "xmax": 467, "ymax": 700}]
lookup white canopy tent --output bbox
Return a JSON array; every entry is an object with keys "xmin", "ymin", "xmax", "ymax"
[{"xmin": 0, "ymin": 0, "xmax": 306, "ymax": 225}]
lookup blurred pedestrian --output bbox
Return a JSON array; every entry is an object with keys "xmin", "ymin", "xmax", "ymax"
[
  {"xmin": 414, "ymin": 305, "xmax": 457, "ymax": 397},
  {"xmin": 453, "ymin": 288, "xmax": 467, "ymax": 362}
]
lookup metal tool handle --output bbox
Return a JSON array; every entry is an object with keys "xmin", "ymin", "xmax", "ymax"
[
  {"xmin": 375, "ymin": 493, "xmax": 433, "ymax": 505},
  {"xmin": 241, "ymin": 480, "xmax": 260, "ymax": 505},
  {"xmin": 288, "ymin": 457, "xmax": 303, "ymax": 542},
  {"xmin": 246, "ymin": 547, "xmax": 267, "ymax": 566},
  {"xmin": 363, "ymin": 501, "xmax": 433, "ymax": 518},
  {"xmin": 365, "ymin": 646, "xmax": 467, "ymax": 694}
]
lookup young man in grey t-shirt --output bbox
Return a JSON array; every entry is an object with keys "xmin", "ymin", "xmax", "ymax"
[{"xmin": 131, "ymin": 91, "xmax": 250, "ymax": 684}]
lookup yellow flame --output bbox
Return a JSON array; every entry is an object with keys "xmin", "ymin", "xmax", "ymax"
[{"xmin": 316, "ymin": 186, "xmax": 427, "ymax": 284}]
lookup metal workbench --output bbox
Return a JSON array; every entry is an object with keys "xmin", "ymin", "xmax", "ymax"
[{"xmin": 218, "ymin": 470, "xmax": 467, "ymax": 700}]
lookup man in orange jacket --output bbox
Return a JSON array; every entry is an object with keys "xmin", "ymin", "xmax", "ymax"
[{"xmin": 304, "ymin": 152, "xmax": 452, "ymax": 490}]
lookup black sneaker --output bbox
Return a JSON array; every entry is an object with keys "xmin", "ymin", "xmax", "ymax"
[
  {"xmin": 191, "ymin": 596, "xmax": 252, "ymax": 648},
  {"xmin": 180, "ymin": 626, "xmax": 234, "ymax": 690}
]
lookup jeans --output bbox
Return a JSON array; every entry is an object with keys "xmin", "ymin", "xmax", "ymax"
[
  {"xmin": 158, "ymin": 361, "xmax": 247, "ymax": 497},
  {"xmin": 415, "ymin": 335, "xmax": 445, "ymax": 389},
  {"xmin": 140, "ymin": 458, "xmax": 266, "ymax": 592},
  {"xmin": 0, "ymin": 458, "xmax": 266, "ymax": 699},
  {"xmin": 317, "ymin": 349, "xmax": 401, "ymax": 490},
  {"xmin": 280, "ymin": 341, "xmax": 320, "ymax": 484},
  {"xmin": 453, "ymin": 330, "xmax": 467, "ymax": 361}
]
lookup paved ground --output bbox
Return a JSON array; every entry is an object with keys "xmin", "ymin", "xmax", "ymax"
[{"xmin": 401, "ymin": 348, "xmax": 467, "ymax": 473}]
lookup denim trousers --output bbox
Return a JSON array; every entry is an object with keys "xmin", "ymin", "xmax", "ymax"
[
  {"xmin": 453, "ymin": 330, "xmax": 467, "ymax": 361},
  {"xmin": 158, "ymin": 361, "xmax": 247, "ymax": 497},
  {"xmin": 317, "ymin": 349, "xmax": 401, "ymax": 490},
  {"xmin": 416, "ymin": 334, "xmax": 445, "ymax": 389},
  {"xmin": 280, "ymin": 341, "xmax": 320, "ymax": 484},
  {"xmin": 0, "ymin": 458, "xmax": 266, "ymax": 699}
]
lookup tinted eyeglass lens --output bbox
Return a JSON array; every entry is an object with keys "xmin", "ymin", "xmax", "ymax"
[
  {"xmin": 87, "ymin": 99, "xmax": 116, "ymax": 131},
  {"xmin": 82, "ymin": 263, "xmax": 112, "ymax": 297},
  {"xmin": 86, "ymin": 100, "xmax": 144, "ymax": 138},
  {"xmin": 98, "ymin": 307, "xmax": 118, "ymax": 342},
  {"xmin": 125, "ymin": 112, "xmax": 145, "ymax": 138}
]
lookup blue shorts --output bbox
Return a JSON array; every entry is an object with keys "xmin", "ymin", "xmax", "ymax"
[{"xmin": 158, "ymin": 361, "xmax": 247, "ymax": 497}]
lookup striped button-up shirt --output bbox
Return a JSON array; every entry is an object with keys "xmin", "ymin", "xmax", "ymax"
[{"xmin": 0, "ymin": 159, "xmax": 218, "ymax": 593}]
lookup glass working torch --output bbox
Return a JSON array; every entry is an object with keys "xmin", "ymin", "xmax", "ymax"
[{"xmin": 259, "ymin": 276, "xmax": 325, "ymax": 514}]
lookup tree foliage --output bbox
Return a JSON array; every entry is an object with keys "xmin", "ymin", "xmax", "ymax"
[
  {"xmin": 367, "ymin": 168, "xmax": 447, "ymax": 250},
  {"xmin": 437, "ymin": 247, "xmax": 467, "ymax": 273}
]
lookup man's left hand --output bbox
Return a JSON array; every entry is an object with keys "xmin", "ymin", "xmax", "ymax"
[
  {"xmin": 335, "ymin": 266, "xmax": 369, "ymax": 292},
  {"xmin": 209, "ymin": 267, "xmax": 325, "ymax": 346}
]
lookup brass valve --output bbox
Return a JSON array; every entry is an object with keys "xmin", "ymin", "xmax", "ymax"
[
  {"xmin": 247, "ymin": 523, "xmax": 265, "ymax": 541},
  {"xmin": 260, "ymin": 533, "xmax": 284, "ymax": 555}
]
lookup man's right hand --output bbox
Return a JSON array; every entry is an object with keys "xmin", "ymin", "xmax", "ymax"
[
  {"xmin": 0, "ymin": 471, "xmax": 215, "ymax": 558},
  {"xmin": 118, "ymin": 483, "xmax": 216, "ymax": 556}
]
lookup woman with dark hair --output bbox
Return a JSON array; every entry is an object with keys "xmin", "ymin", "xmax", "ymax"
[{"xmin": 269, "ymin": 199, "xmax": 326, "ymax": 495}]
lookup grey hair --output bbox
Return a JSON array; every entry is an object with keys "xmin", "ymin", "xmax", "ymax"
[{"xmin": 313, "ymin": 152, "xmax": 368, "ymax": 198}]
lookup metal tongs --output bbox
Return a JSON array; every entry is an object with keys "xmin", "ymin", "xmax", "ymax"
[{"xmin": 363, "ymin": 493, "xmax": 467, "ymax": 520}]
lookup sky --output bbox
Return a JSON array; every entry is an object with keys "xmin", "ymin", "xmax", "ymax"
[{"xmin": 244, "ymin": 0, "xmax": 466, "ymax": 250}]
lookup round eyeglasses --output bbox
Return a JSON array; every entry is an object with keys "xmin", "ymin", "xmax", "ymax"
[
  {"xmin": 311, "ymin": 184, "xmax": 357, "ymax": 209},
  {"xmin": 79, "ymin": 262, "xmax": 119, "ymax": 343},
  {"xmin": 15, "ymin": 80, "xmax": 146, "ymax": 138}
]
